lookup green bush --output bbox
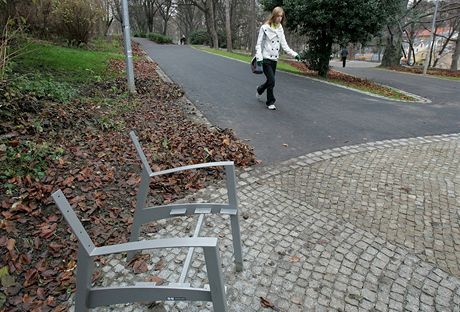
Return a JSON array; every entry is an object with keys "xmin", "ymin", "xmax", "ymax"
[
  {"xmin": 189, "ymin": 30, "xmax": 227, "ymax": 48},
  {"xmin": 134, "ymin": 31, "xmax": 147, "ymax": 38},
  {"xmin": 147, "ymin": 33, "xmax": 173, "ymax": 44},
  {"xmin": 52, "ymin": 0, "xmax": 103, "ymax": 46},
  {"xmin": 190, "ymin": 30, "xmax": 210, "ymax": 45},
  {"xmin": 8, "ymin": 73, "xmax": 77, "ymax": 103},
  {"xmin": 217, "ymin": 32, "xmax": 227, "ymax": 49}
]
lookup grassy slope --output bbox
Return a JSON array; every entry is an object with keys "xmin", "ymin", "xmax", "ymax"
[
  {"xmin": 193, "ymin": 45, "xmax": 302, "ymax": 74},
  {"xmin": 14, "ymin": 40, "xmax": 124, "ymax": 84}
]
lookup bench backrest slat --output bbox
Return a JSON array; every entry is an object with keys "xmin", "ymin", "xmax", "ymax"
[
  {"xmin": 52, "ymin": 190, "xmax": 96, "ymax": 255},
  {"xmin": 130, "ymin": 130, "xmax": 153, "ymax": 176}
]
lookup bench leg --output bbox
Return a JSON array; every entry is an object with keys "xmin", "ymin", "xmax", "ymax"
[
  {"xmin": 225, "ymin": 165, "xmax": 243, "ymax": 272},
  {"xmin": 127, "ymin": 169, "xmax": 150, "ymax": 261},
  {"xmin": 75, "ymin": 244, "xmax": 93, "ymax": 312},
  {"xmin": 230, "ymin": 215, "xmax": 243, "ymax": 272},
  {"xmin": 204, "ymin": 246, "xmax": 228, "ymax": 312}
]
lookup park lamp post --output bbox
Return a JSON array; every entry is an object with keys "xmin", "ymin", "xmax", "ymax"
[
  {"xmin": 423, "ymin": 0, "xmax": 440, "ymax": 75},
  {"xmin": 121, "ymin": 0, "xmax": 136, "ymax": 93}
]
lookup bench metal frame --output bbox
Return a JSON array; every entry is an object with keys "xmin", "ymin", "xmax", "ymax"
[
  {"xmin": 128, "ymin": 131, "xmax": 243, "ymax": 274},
  {"xmin": 52, "ymin": 190, "xmax": 227, "ymax": 311}
]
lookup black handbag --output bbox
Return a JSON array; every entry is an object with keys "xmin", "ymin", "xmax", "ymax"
[{"xmin": 251, "ymin": 56, "xmax": 263, "ymax": 74}]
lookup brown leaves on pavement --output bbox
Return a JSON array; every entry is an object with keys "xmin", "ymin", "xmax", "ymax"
[{"xmin": 128, "ymin": 254, "xmax": 151, "ymax": 274}]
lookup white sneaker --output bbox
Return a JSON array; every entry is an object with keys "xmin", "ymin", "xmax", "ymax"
[
  {"xmin": 256, "ymin": 91, "xmax": 264, "ymax": 102},
  {"xmin": 267, "ymin": 104, "xmax": 276, "ymax": 110}
]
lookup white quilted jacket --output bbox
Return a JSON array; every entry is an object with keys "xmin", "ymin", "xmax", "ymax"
[{"xmin": 255, "ymin": 24, "xmax": 298, "ymax": 62}]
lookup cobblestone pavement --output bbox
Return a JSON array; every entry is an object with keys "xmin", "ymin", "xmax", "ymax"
[{"xmin": 71, "ymin": 133, "xmax": 460, "ymax": 312}]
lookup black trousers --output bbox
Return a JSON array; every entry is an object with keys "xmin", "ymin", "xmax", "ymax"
[
  {"xmin": 342, "ymin": 56, "xmax": 347, "ymax": 67},
  {"xmin": 257, "ymin": 59, "xmax": 277, "ymax": 106}
]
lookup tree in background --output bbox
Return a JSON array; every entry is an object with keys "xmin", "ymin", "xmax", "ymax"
[
  {"xmin": 432, "ymin": 0, "xmax": 460, "ymax": 69},
  {"xmin": 158, "ymin": 0, "xmax": 175, "ymax": 35},
  {"xmin": 381, "ymin": 0, "xmax": 460, "ymax": 69},
  {"xmin": 380, "ymin": 0, "xmax": 410, "ymax": 67},
  {"xmin": 249, "ymin": 0, "xmax": 256, "ymax": 53},
  {"xmin": 52, "ymin": 0, "xmax": 103, "ymax": 46},
  {"xmin": 182, "ymin": 0, "xmax": 219, "ymax": 48},
  {"xmin": 224, "ymin": 0, "xmax": 232, "ymax": 51},
  {"xmin": 175, "ymin": 0, "xmax": 204, "ymax": 41},
  {"xmin": 261, "ymin": 0, "xmax": 399, "ymax": 77},
  {"xmin": 452, "ymin": 21, "xmax": 460, "ymax": 70}
]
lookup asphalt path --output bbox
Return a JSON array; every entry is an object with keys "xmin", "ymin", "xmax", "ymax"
[
  {"xmin": 137, "ymin": 39, "xmax": 460, "ymax": 164},
  {"xmin": 330, "ymin": 60, "xmax": 460, "ymax": 105}
]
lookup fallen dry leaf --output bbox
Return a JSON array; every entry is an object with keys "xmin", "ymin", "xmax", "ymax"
[
  {"xmin": 146, "ymin": 275, "xmax": 164, "ymax": 285},
  {"xmin": 6, "ymin": 238, "xmax": 16, "ymax": 251},
  {"xmin": 260, "ymin": 296, "xmax": 275, "ymax": 308},
  {"xmin": 154, "ymin": 258, "xmax": 165, "ymax": 271}
]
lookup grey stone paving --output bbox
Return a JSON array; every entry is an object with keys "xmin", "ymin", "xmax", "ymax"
[{"xmin": 70, "ymin": 133, "xmax": 460, "ymax": 312}]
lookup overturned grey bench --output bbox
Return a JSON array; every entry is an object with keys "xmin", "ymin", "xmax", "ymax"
[
  {"xmin": 52, "ymin": 189, "xmax": 228, "ymax": 311},
  {"xmin": 128, "ymin": 130, "xmax": 243, "ymax": 274},
  {"xmin": 51, "ymin": 131, "xmax": 244, "ymax": 311}
]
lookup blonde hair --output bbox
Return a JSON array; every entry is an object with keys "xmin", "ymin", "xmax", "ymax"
[{"xmin": 265, "ymin": 6, "xmax": 285, "ymax": 25}]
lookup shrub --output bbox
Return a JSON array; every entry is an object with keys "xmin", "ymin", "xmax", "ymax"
[
  {"xmin": 0, "ymin": 18, "xmax": 27, "ymax": 80},
  {"xmin": 147, "ymin": 33, "xmax": 173, "ymax": 44},
  {"xmin": 134, "ymin": 31, "xmax": 147, "ymax": 38},
  {"xmin": 189, "ymin": 30, "xmax": 227, "ymax": 48},
  {"xmin": 217, "ymin": 31, "xmax": 227, "ymax": 48},
  {"xmin": 189, "ymin": 30, "xmax": 210, "ymax": 45},
  {"xmin": 52, "ymin": 0, "xmax": 103, "ymax": 46}
]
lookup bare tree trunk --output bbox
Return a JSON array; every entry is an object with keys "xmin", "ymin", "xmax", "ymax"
[
  {"xmin": 381, "ymin": 25, "xmax": 403, "ymax": 67},
  {"xmin": 225, "ymin": 0, "xmax": 232, "ymax": 52},
  {"xmin": 451, "ymin": 37, "xmax": 460, "ymax": 70},
  {"xmin": 208, "ymin": 0, "xmax": 218, "ymax": 48},
  {"xmin": 404, "ymin": 26, "xmax": 415, "ymax": 65},
  {"xmin": 427, "ymin": 27, "xmax": 438, "ymax": 68},
  {"xmin": 249, "ymin": 0, "xmax": 256, "ymax": 54},
  {"xmin": 158, "ymin": 0, "xmax": 174, "ymax": 35},
  {"xmin": 433, "ymin": 28, "xmax": 456, "ymax": 68},
  {"xmin": 381, "ymin": 0, "xmax": 409, "ymax": 67},
  {"xmin": 450, "ymin": 23, "xmax": 460, "ymax": 70},
  {"xmin": 143, "ymin": 0, "xmax": 157, "ymax": 33}
]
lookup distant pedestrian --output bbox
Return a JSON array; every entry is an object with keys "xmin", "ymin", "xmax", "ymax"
[
  {"xmin": 340, "ymin": 47, "xmax": 349, "ymax": 67},
  {"xmin": 180, "ymin": 35, "xmax": 186, "ymax": 45},
  {"xmin": 255, "ymin": 6, "xmax": 300, "ymax": 110}
]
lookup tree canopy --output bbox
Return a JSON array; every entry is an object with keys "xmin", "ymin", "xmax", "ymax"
[{"xmin": 261, "ymin": 0, "xmax": 400, "ymax": 76}]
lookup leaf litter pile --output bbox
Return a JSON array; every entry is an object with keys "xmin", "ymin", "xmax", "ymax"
[
  {"xmin": 287, "ymin": 61, "xmax": 416, "ymax": 101},
  {"xmin": 386, "ymin": 65, "xmax": 460, "ymax": 78},
  {"xmin": 0, "ymin": 42, "xmax": 256, "ymax": 311}
]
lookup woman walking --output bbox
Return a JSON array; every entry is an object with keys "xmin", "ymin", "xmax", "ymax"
[{"xmin": 255, "ymin": 6, "xmax": 300, "ymax": 110}]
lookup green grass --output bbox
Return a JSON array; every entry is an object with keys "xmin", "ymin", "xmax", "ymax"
[
  {"xmin": 88, "ymin": 36, "xmax": 123, "ymax": 53},
  {"xmin": 14, "ymin": 41, "xmax": 124, "ymax": 84},
  {"xmin": 193, "ymin": 45, "xmax": 303, "ymax": 74},
  {"xmin": 433, "ymin": 75, "xmax": 460, "ymax": 81}
]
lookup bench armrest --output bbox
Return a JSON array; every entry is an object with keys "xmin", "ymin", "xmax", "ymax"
[
  {"xmin": 130, "ymin": 130, "xmax": 234, "ymax": 178},
  {"xmin": 150, "ymin": 161, "xmax": 234, "ymax": 177},
  {"xmin": 90, "ymin": 237, "xmax": 218, "ymax": 257}
]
